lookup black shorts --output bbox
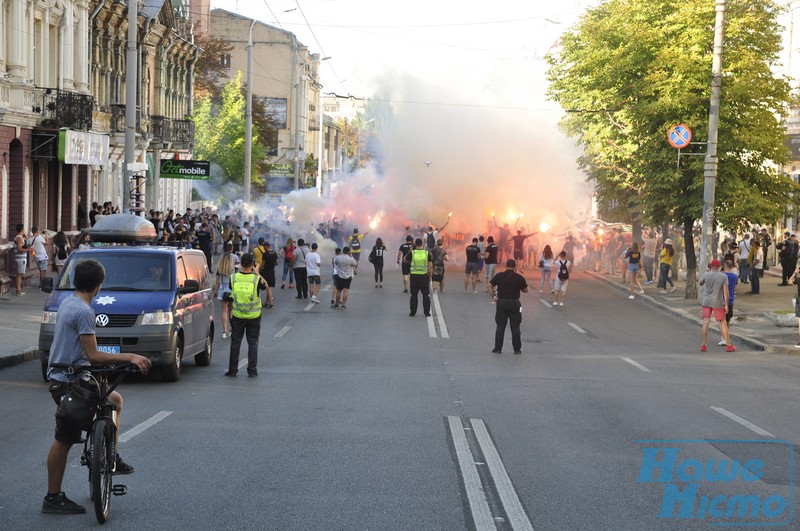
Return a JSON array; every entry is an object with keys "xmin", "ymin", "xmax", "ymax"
[
  {"xmin": 401, "ymin": 263, "xmax": 411, "ymax": 275},
  {"xmin": 352, "ymin": 252, "xmax": 361, "ymax": 262},
  {"xmin": 335, "ymin": 276, "xmax": 353, "ymax": 291},
  {"xmin": 261, "ymin": 269, "xmax": 276, "ymax": 288},
  {"xmin": 308, "ymin": 275, "xmax": 321, "ymax": 285},
  {"xmin": 49, "ymin": 381, "xmax": 84, "ymax": 445}
]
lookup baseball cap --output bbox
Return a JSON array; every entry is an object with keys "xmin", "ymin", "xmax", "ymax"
[
  {"xmin": 710, "ymin": 259, "xmax": 721, "ymax": 268},
  {"xmin": 664, "ymin": 239, "xmax": 672, "ymax": 245},
  {"xmin": 240, "ymin": 253, "xmax": 255, "ymax": 267}
]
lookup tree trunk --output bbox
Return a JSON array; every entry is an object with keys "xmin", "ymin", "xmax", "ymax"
[{"xmin": 683, "ymin": 217, "xmax": 697, "ymax": 299}]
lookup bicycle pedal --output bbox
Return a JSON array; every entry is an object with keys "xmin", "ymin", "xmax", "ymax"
[
  {"xmin": 111, "ymin": 484, "xmax": 128, "ymax": 496},
  {"xmin": 80, "ymin": 455, "xmax": 88, "ymax": 466}
]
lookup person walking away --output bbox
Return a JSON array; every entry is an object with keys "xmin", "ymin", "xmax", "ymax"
[
  {"xmin": 29, "ymin": 227, "xmax": 49, "ymax": 288},
  {"xmin": 397, "ymin": 235, "xmax": 414, "ymax": 293},
  {"xmin": 539, "ymin": 244, "xmax": 555, "ymax": 294},
  {"xmin": 13, "ymin": 224, "xmax": 33, "ymax": 296},
  {"xmin": 43, "ymin": 259, "xmax": 151, "ymax": 514},
  {"xmin": 424, "ymin": 216, "xmax": 451, "ymax": 253},
  {"xmin": 787, "ymin": 234, "xmax": 799, "ymax": 286},
  {"xmin": 348, "ymin": 227, "xmax": 369, "ymax": 274},
  {"xmin": 53, "ymin": 231, "xmax": 70, "ymax": 275},
  {"xmin": 489, "ymin": 259, "xmax": 529, "ymax": 354},
  {"xmin": 642, "ymin": 230, "xmax": 658, "ymax": 284},
  {"xmin": 293, "ymin": 239, "xmax": 309, "ymax": 299},
  {"xmin": 748, "ymin": 240, "xmax": 763, "ymax": 294},
  {"xmin": 369, "ymin": 238, "xmax": 387, "ymax": 288},
  {"xmin": 553, "ymin": 251, "xmax": 570, "ymax": 306},
  {"xmin": 225, "ymin": 253, "xmax": 266, "ymax": 377},
  {"xmin": 778, "ymin": 231, "xmax": 791, "ymax": 285},
  {"xmin": 719, "ymin": 260, "xmax": 739, "ymax": 346},
  {"xmin": 657, "ymin": 239, "xmax": 677, "ymax": 293},
  {"xmin": 331, "ymin": 247, "xmax": 342, "ymax": 307},
  {"xmin": 699, "ymin": 259, "xmax": 735, "ymax": 352},
  {"xmin": 405, "ymin": 238, "xmax": 432, "ymax": 317},
  {"xmin": 240, "ymin": 221, "xmax": 251, "ymax": 256},
  {"xmin": 333, "ymin": 247, "xmax": 357, "ymax": 309},
  {"xmin": 259, "ymin": 242, "xmax": 279, "ymax": 308},
  {"xmin": 431, "ymin": 239, "xmax": 449, "ymax": 293},
  {"xmin": 279, "ymin": 237, "xmax": 295, "ymax": 289},
  {"xmin": 196, "ymin": 222, "xmax": 213, "ymax": 271},
  {"xmin": 214, "ymin": 245, "xmax": 236, "ymax": 338},
  {"xmin": 465, "ymin": 237, "xmax": 481, "ymax": 293},
  {"xmin": 477, "ymin": 235, "xmax": 486, "ymax": 282},
  {"xmin": 759, "ymin": 228, "xmax": 772, "ymax": 271},
  {"xmin": 625, "ymin": 242, "xmax": 645, "ymax": 299},
  {"xmin": 306, "ymin": 242, "xmax": 323, "ymax": 303},
  {"xmin": 484, "ymin": 236, "xmax": 499, "ymax": 292},
  {"xmin": 737, "ymin": 233, "xmax": 751, "ymax": 284}
]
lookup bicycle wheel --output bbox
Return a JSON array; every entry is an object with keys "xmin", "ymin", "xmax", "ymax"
[{"xmin": 90, "ymin": 419, "xmax": 113, "ymax": 522}]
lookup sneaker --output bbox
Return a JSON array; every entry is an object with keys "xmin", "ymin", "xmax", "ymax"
[
  {"xmin": 333, "ymin": 303, "xmax": 340, "ymax": 309},
  {"xmin": 658, "ymin": 290, "xmax": 667, "ymax": 294},
  {"xmin": 491, "ymin": 349, "xmax": 502, "ymax": 354},
  {"xmin": 794, "ymin": 340, "xmax": 800, "ymax": 348},
  {"xmin": 248, "ymin": 371, "xmax": 258, "ymax": 377},
  {"xmin": 559, "ymin": 302, "xmax": 564, "ymax": 306},
  {"xmin": 340, "ymin": 305, "xmax": 347, "ymax": 310},
  {"xmin": 289, "ymin": 284, "xmax": 294, "ymax": 288},
  {"xmin": 376, "ymin": 284, "xmax": 379, "ymax": 288},
  {"xmin": 224, "ymin": 370, "xmax": 237, "ymax": 377},
  {"xmin": 403, "ymin": 288, "xmax": 409, "ymax": 293},
  {"xmin": 645, "ymin": 280, "xmax": 653, "ymax": 285},
  {"xmin": 221, "ymin": 332, "xmax": 229, "ymax": 339},
  {"xmin": 726, "ymin": 345, "xmax": 737, "ymax": 352},
  {"xmin": 330, "ymin": 300, "xmax": 335, "ymax": 307},
  {"xmin": 670, "ymin": 287, "xmax": 677, "ymax": 293},
  {"xmin": 514, "ymin": 350, "xmax": 522, "ymax": 355},
  {"xmin": 310, "ymin": 296, "xmax": 319, "ymax": 303},
  {"xmin": 379, "ymin": 283, "xmax": 383, "ymax": 288},
  {"xmin": 266, "ymin": 304, "xmax": 275, "ymax": 309},
  {"xmin": 472, "ymin": 289, "xmax": 478, "ymax": 294},
  {"xmin": 700, "ymin": 344, "xmax": 708, "ymax": 352},
  {"xmin": 281, "ymin": 283, "xmax": 285, "ymax": 289},
  {"xmin": 717, "ymin": 339, "xmax": 727, "ymax": 346},
  {"xmin": 113, "ymin": 455, "xmax": 134, "ymax": 475},
  {"xmin": 42, "ymin": 492, "xmax": 86, "ymax": 514},
  {"xmin": 628, "ymin": 295, "xmax": 635, "ymax": 299}
]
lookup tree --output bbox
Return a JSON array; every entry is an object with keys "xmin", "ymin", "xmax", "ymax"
[
  {"xmin": 547, "ymin": 0, "xmax": 798, "ymax": 297},
  {"xmin": 193, "ymin": 33, "xmax": 234, "ymax": 100},
  {"xmin": 193, "ymin": 72, "xmax": 266, "ymax": 188}
]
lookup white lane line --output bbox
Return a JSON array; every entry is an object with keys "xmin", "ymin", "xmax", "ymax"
[
  {"xmin": 432, "ymin": 292, "xmax": 450, "ymax": 339},
  {"xmin": 539, "ymin": 299, "xmax": 551, "ymax": 309},
  {"xmin": 274, "ymin": 326, "xmax": 291, "ymax": 338},
  {"xmin": 304, "ymin": 302, "xmax": 315, "ymax": 311},
  {"xmin": 711, "ymin": 407, "xmax": 775, "ymax": 438},
  {"xmin": 567, "ymin": 322, "xmax": 586, "ymax": 334},
  {"xmin": 321, "ymin": 283, "xmax": 331, "ymax": 292},
  {"xmin": 119, "ymin": 411, "xmax": 172, "ymax": 443},
  {"xmin": 446, "ymin": 416, "xmax": 495, "ymax": 531},
  {"xmin": 427, "ymin": 314, "xmax": 436, "ymax": 338},
  {"xmin": 237, "ymin": 358, "xmax": 248, "ymax": 370},
  {"xmin": 471, "ymin": 418, "xmax": 535, "ymax": 531},
  {"xmin": 621, "ymin": 357, "xmax": 653, "ymax": 373}
]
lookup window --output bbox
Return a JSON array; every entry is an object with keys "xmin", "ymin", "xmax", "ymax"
[
  {"xmin": 57, "ymin": 253, "xmax": 173, "ymax": 291},
  {"xmin": 185, "ymin": 254, "xmax": 210, "ymax": 290},
  {"xmin": 220, "ymin": 54, "xmax": 231, "ymax": 69},
  {"xmin": 176, "ymin": 257, "xmax": 188, "ymax": 288}
]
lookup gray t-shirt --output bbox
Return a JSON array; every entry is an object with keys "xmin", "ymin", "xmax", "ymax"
[
  {"xmin": 293, "ymin": 246, "xmax": 307, "ymax": 268},
  {"xmin": 48, "ymin": 294, "xmax": 95, "ymax": 382},
  {"xmin": 700, "ymin": 270, "xmax": 728, "ymax": 308},
  {"xmin": 333, "ymin": 254, "xmax": 357, "ymax": 279}
]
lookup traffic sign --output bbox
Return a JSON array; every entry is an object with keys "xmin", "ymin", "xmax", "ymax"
[{"xmin": 667, "ymin": 124, "xmax": 692, "ymax": 149}]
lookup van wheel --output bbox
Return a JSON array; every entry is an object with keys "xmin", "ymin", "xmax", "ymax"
[
  {"xmin": 163, "ymin": 337, "xmax": 182, "ymax": 382},
  {"xmin": 40, "ymin": 358, "xmax": 49, "ymax": 382},
  {"xmin": 196, "ymin": 328, "xmax": 212, "ymax": 366}
]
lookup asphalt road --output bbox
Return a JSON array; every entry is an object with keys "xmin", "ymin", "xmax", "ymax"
[{"xmin": 2, "ymin": 267, "xmax": 800, "ymax": 530}]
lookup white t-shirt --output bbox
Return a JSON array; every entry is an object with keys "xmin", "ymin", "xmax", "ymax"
[
  {"xmin": 306, "ymin": 251, "xmax": 321, "ymax": 276},
  {"xmin": 30, "ymin": 234, "xmax": 48, "ymax": 260}
]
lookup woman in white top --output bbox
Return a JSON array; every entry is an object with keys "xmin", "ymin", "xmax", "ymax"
[
  {"xmin": 214, "ymin": 249, "xmax": 235, "ymax": 338},
  {"xmin": 539, "ymin": 244, "xmax": 555, "ymax": 293}
]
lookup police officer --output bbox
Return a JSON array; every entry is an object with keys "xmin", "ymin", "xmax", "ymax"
[
  {"xmin": 488, "ymin": 259, "xmax": 529, "ymax": 354},
  {"xmin": 405, "ymin": 238, "xmax": 432, "ymax": 317},
  {"xmin": 225, "ymin": 253, "xmax": 266, "ymax": 377}
]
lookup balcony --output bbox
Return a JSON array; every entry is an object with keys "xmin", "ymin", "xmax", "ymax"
[
  {"xmin": 150, "ymin": 115, "xmax": 194, "ymax": 150},
  {"xmin": 35, "ymin": 88, "xmax": 93, "ymax": 130},
  {"xmin": 109, "ymin": 104, "xmax": 144, "ymax": 134}
]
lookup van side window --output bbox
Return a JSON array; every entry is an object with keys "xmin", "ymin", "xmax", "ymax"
[
  {"xmin": 176, "ymin": 257, "xmax": 188, "ymax": 288},
  {"xmin": 185, "ymin": 254, "xmax": 210, "ymax": 290}
]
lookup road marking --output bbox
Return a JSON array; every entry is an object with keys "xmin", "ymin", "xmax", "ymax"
[
  {"xmin": 446, "ymin": 416, "xmax": 495, "ymax": 531},
  {"xmin": 237, "ymin": 359, "xmax": 248, "ymax": 370},
  {"xmin": 539, "ymin": 299, "xmax": 551, "ymax": 309},
  {"xmin": 321, "ymin": 283, "xmax": 331, "ymax": 292},
  {"xmin": 711, "ymin": 407, "xmax": 775, "ymax": 437},
  {"xmin": 567, "ymin": 322, "xmax": 586, "ymax": 334},
  {"xmin": 432, "ymin": 292, "xmax": 450, "ymax": 339},
  {"xmin": 119, "ymin": 411, "xmax": 172, "ymax": 443},
  {"xmin": 427, "ymin": 314, "xmax": 436, "ymax": 338},
  {"xmin": 471, "ymin": 418, "xmax": 535, "ymax": 531},
  {"xmin": 304, "ymin": 302, "xmax": 315, "ymax": 311},
  {"xmin": 274, "ymin": 326, "xmax": 291, "ymax": 338},
  {"xmin": 620, "ymin": 357, "xmax": 652, "ymax": 373}
]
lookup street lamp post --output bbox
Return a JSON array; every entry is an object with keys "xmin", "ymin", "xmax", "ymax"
[{"xmin": 243, "ymin": 19, "xmax": 256, "ymax": 204}]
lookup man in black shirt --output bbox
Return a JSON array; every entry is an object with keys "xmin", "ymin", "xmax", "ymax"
[
  {"xmin": 484, "ymin": 236, "xmax": 499, "ymax": 288},
  {"xmin": 259, "ymin": 242, "xmax": 279, "ymax": 308},
  {"xmin": 196, "ymin": 222, "xmax": 213, "ymax": 270},
  {"xmin": 397, "ymin": 235, "xmax": 414, "ymax": 293},
  {"xmin": 465, "ymin": 238, "xmax": 481, "ymax": 292},
  {"xmin": 489, "ymin": 259, "xmax": 529, "ymax": 354}
]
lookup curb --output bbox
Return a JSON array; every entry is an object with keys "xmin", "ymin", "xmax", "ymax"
[
  {"xmin": 0, "ymin": 347, "xmax": 39, "ymax": 369},
  {"xmin": 584, "ymin": 271, "xmax": 796, "ymax": 354}
]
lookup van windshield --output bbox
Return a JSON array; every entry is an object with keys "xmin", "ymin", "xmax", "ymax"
[{"xmin": 58, "ymin": 253, "xmax": 172, "ymax": 291}]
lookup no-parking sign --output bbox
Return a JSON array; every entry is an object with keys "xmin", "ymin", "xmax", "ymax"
[{"xmin": 667, "ymin": 124, "xmax": 692, "ymax": 149}]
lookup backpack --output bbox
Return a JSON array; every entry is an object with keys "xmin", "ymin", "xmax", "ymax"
[
  {"xmin": 557, "ymin": 259, "xmax": 569, "ymax": 281},
  {"xmin": 57, "ymin": 244, "xmax": 67, "ymax": 260},
  {"xmin": 350, "ymin": 235, "xmax": 361, "ymax": 251},
  {"xmin": 426, "ymin": 232, "xmax": 435, "ymax": 249}
]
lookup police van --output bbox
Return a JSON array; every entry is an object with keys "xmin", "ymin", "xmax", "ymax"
[{"xmin": 38, "ymin": 215, "xmax": 214, "ymax": 382}]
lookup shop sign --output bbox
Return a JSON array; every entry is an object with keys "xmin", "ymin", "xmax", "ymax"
[
  {"xmin": 159, "ymin": 159, "xmax": 211, "ymax": 180},
  {"xmin": 58, "ymin": 129, "xmax": 109, "ymax": 166}
]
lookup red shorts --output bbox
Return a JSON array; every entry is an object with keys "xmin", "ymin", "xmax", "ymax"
[{"xmin": 702, "ymin": 306, "xmax": 726, "ymax": 321}]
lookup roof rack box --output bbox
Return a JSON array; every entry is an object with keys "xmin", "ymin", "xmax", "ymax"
[{"xmin": 90, "ymin": 214, "xmax": 157, "ymax": 244}]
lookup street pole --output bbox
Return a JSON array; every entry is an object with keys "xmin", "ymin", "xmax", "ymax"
[
  {"xmin": 244, "ymin": 19, "xmax": 255, "ymax": 204},
  {"xmin": 124, "ymin": 0, "xmax": 138, "ymax": 214},
  {"xmin": 700, "ymin": 0, "xmax": 727, "ymax": 274},
  {"xmin": 316, "ymin": 88, "xmax": 323, "ymax": 197}
]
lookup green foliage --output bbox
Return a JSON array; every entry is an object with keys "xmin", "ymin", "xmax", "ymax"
[
  {"xmin": 547, "ymin": 0, "xmax": 798, "ymax": 233},
  {"xmin": 193, "ymin": 72, "xmax": 267, "ymax": 186}
]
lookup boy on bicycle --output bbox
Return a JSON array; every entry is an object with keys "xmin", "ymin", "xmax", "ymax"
[{"xmin": 43, "ymin": 259, "xmax": 151, "ymax": 515}]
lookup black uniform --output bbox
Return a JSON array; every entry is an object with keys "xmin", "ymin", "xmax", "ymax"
[{"xmin": 490, "ymin": 269, "xmax": 528, "ymax": 354}]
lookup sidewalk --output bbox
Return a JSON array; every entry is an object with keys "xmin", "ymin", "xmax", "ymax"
[
  {"xmin": 585, "ymin": 265, "xmax": 800, "ymax": 354},
  {"xmin": 0, "ymin": 287, "xmax": 48, "ymax": 369}
]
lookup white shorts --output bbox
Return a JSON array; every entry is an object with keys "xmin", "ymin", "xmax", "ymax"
[{"xmin": 554, "ymin": 278, "xmax": 568, "ymax": 292}]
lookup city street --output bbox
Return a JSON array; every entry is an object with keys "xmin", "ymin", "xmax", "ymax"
[{"xmin": 1, "ymin": 268, "xmax": 799, "ymax": 530}]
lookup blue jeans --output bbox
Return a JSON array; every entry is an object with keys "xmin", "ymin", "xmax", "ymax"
[
  {"xmin": 282, "ymin": 260, "xmax": 294, "ymax": 284},
  {"xmin": 738, "ymin": 258, "xmax": 749, "ymax": 283},
  {"xmin": 658, "ymin": 263, "xmax": 674, "ymax": 288},
  {"xmin": 750, "ymin": 268, "xmax": 761, "ymax": 294}
]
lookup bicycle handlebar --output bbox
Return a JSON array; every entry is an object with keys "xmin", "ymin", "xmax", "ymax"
[{"xmin": 87, "ymin": 362, "xmax": 141, "ymax": 376}]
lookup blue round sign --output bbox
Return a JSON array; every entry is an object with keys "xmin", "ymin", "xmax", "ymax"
[{"xmin": 668, "ymin": 124, "xmax": 692, "ymax": 149}]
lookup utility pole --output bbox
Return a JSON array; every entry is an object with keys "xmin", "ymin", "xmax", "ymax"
[
  {"xmin": 243, "ymin": 19, "xmax": 256, "ymax": 204},
  {"xmin": 124, "ymin": 0, "xmax": 138, "ymax": 214},
  {"xmin": 700, "ymin": 0, "xmax": 727, "ymax": 274}
]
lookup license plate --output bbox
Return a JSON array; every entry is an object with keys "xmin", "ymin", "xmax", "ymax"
[{"xmin": 97, "ymin": 346, "xmax": 120, "ymax": 354}]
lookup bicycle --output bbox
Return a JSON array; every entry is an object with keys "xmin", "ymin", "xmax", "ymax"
[{"xmin": 76, "ymin": 363, "xmax": 140, "ymax": 523}]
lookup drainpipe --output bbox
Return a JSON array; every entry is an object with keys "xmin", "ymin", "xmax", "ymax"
[
  {"xmin": 187, "ymin": 45, "xmax": 199, "ymax": 116},
  {"xmin": 88, "ymin": 0, "xmax": 107, "ymax": 93}
]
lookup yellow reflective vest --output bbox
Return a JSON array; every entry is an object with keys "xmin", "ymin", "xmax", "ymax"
[
  {"xmin": 410, "ymin": 249, "xmax": 429, "ymax": 275},
  {"xmin": 231, "ymin": 272, "xmax": 261, "ymax": 319}
]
